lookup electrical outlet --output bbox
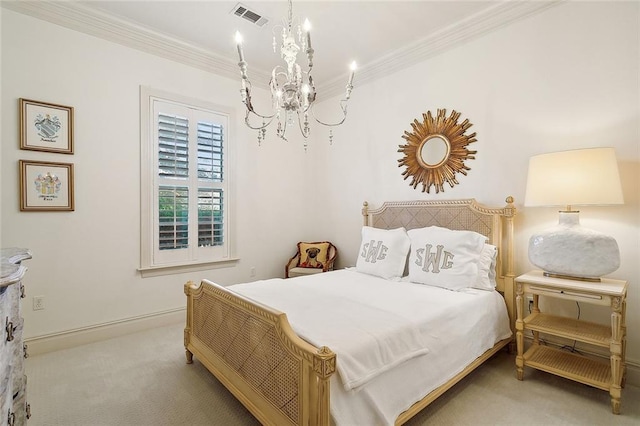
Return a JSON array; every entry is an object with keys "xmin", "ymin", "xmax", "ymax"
[
  {"xmin": 250, "ymin": 267, "xmax": 256, "ymax": 277},
  {"xmin": 526, "ymin": 295, "xmax": 534, "ymax": 312},
  {"xmin": 33, "ymin": 296, "xmax": 45, "ymax": 311}
]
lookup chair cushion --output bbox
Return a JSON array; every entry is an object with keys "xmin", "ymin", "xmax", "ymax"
[
  {"xmin": 288, "ymin": 267, "xmax": 325, "ymax": 278},
  {"xmin": 297, "ymin": 242, "xmax": 330, "ymax": 269}
]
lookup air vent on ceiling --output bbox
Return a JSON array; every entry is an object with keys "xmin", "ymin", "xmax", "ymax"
[{"xmin": 231, "ymin": 3, "xmax": 269, "ymax": 27}]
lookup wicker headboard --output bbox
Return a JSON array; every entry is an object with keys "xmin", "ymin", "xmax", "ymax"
[{"xmin": 362, "ymin": 197, "xmax": 517, "ymax": 329}]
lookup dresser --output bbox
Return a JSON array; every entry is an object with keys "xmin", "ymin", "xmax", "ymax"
[{"xmin": 1, "ymin": 248, "xmax": 32, "ymax": 425}]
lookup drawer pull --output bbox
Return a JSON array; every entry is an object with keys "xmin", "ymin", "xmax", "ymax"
[
  {"xmin": 23, "ymin": 343, "xmax": 29, "ymax": 359},
  {"xmin": 5, "ymin": 317, "xmax": 16, "ymax": 342},
  {"xmin": 20, "ymin": 283, "xmax": 25, "ymax": 299},
  {"xmin": 7, "ymin": 409, "xmax": 15, "ymax": 426},
  {"xmin": 26, "ymin": 403, "xmax": 31, "ymax": 419}
]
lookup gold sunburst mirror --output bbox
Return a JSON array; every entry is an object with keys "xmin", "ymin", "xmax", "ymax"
[{"xmin": 398, "ymin": 109, "xmax": 477, "ymax": 193}]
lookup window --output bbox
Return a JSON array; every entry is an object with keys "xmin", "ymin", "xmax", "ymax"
[{"xmin": 140, "ymin": 87, "xmax": 234, "ymax": 273}]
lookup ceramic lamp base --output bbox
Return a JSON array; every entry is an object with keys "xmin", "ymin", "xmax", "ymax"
[{"xmin": 528, "ymin": 211, "xmax": 620, "ymax": 280}]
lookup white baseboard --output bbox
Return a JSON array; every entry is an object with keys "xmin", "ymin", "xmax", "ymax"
[
  {"xmin": 523, "ymin": 335, "xmax": 640, "ymax": 387},
  {"xmin": 25, "ymin": 307, "xmax": 186, "ymax": 356}
]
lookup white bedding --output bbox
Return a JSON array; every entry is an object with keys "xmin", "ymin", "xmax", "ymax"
[
  {"xmin": 231, "ymin": 270, "xmax": 430, "ymax": 391},
  {"xmin": 231, "ymin": 269, "xmax": 512, "ymax": 426}
]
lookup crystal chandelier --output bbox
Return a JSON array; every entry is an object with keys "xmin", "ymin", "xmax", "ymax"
[{"xmin": 234, "ymin": 0, "xmax": 356, "ymax": 149}]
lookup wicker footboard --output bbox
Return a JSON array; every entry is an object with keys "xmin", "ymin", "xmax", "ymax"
[{"xmin": 184, "ymin": 280, "xmax": 336, "ymax": 426}]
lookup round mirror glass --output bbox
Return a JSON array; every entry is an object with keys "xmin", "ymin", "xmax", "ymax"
[{"xmin": 419, "ymin": 135, "xmax": 450, "ymax": 168}]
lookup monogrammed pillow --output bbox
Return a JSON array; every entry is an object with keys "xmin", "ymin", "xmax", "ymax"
[
  {"xmin": 407, "ymin": 226, "xmax": 487, "ymax": 291},
  {"xmin": 355, "ymin": 226, "xmax": 410, "ymax": 280}
]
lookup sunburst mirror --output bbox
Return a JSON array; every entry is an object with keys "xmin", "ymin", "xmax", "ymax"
[{"xmin": 398, "ymin": 109, "xmax": 477, "ymax": 193}]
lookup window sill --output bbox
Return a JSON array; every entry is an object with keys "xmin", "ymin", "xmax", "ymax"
[{"xmin": 138, "ymin": 258, "xmax": 239, "ymax": 278}]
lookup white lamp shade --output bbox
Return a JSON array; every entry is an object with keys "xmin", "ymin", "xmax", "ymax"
[
  {"xmin": 525, "ymin": 147, "xmax": 623, "ymax": 280},
  {"xmin": 524, "ymin": 147, "xmax": 624, "ymax": 208}
]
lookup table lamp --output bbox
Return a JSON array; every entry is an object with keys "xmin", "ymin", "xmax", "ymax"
[{"xmin": 524, "ymin": 147, "xmax": 624, "ymax": 281}]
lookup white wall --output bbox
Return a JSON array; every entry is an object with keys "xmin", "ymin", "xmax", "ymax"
[
  {"xmin": 1, "ymin": 9, "xmax": 319, "ymax": 340},
  {"xmin": 312, "ymin": 2, "xmax": 640, "ymax": 366},
  {"xmin": 2, "ymin": 1, "xmax": 639, "ymax": 373}
]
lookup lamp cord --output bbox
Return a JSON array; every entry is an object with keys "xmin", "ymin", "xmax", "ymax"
[
  {"xmin": 560, "ymin": 302, "xmax": 581, "ymax": 354},
  {"xmin": 529, "ymin": 301, "xmax": 582, "ymax": 354}
]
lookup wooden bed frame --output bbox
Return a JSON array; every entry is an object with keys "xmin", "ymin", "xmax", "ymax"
[{"xmin": 184, "ymin": 197, "xmax": 516, "ymax": 426}]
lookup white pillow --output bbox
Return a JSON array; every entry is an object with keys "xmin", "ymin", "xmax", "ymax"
[
  {"xmin": 407, "ymin": 226, "xmax": 487, "ymax": 291},
  {"xmin": 356, "ymin": 226, "xmax": 410, "ymax": 280},
  {"xmin": 474, "ymin": 244, "xmax": 498, "ymax": 291}
]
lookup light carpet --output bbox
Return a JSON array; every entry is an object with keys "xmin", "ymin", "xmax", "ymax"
[{"xmin": 26, "ymin": 321, "xmax": 639, "ymax": 425}]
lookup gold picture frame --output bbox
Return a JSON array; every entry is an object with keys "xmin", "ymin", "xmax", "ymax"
[
  {"xmin": 20, "ymin": 98, "xmax": 74, "ymax": 154},
  {"xmin": 398, "ymin": 109, "xmax": 476, "ymax": 193},
  {"xmin": 19, "ymin": 160, "xmax": 75, "ymax": 211}
]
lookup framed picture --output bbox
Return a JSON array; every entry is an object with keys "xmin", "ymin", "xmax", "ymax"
[
  {"xmin": 19, "ymin": 160, "xmax": 75, "ymax": 211},
  {"xmin": 20, "ymin": 98, "xmax": 74, "ymax": 154}
]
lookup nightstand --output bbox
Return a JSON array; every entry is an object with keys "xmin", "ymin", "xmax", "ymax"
[{"xmin": 515, "ymin": 270, "xmax": 628, "ymax": 414}]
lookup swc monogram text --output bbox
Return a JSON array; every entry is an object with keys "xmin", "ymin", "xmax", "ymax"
[
  {"xmin": 414, "ymin": 244, "xmax": 455, "ymax": 273},
  {"xmin": 360, "ymin": 240, "xmax": 388, "ymax": 263}
]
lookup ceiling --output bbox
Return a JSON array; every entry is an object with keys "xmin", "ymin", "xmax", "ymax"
[
  {"xmin": 5, "ymin": 1, "xmax": 560, "ymax": 96},
  {"xmin": 80, "ymin": 1, "xmax": 495, "ymax": 81}
]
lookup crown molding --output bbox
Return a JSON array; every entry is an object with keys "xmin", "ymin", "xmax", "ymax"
[
  {"xmin": 1, "ymin": 0, "xmax": 269, "ymax": 85},
  {"xmin": 3, "ymin": 0, "xmax": 563, "ymax": 99},
  {"xmin": 318, "ymin": 0, "xmax": 563, "ymax": 99}
]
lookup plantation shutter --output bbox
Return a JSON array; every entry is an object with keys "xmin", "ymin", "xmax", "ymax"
[
  {"xmin": 197, "ymin": 121, "xmax": 223, "ymax": 182},
  {"xmin": 198, "ymin": 188, "xmax": 223, "ymax": 247},
  {"xmin": 157, "ymin": 111, "xmax": 190, "ymax": 253},
  {"xmin": 196, "ymin": 121, "xmax": 224, "ymax": 247},
  {"xmin": 158, "ymin": 114, "xmax": 189, "ymax": 178},
  {"xmin": 158, "ymin": 186, "xmax": 189, "ymax": 250},
  {"xmin": 144, "ymin": 92, "xmax": 231, "ymax": 269}
]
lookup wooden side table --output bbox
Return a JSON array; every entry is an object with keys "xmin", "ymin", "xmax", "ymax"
[{"xmin": 515, "ymin": 270, "xmax": 628, "ymax": 414}]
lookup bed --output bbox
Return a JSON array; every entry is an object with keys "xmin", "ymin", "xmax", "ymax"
[{"xmin": 184, "ymin": 197, "xmax": 516, "ymax": 426}]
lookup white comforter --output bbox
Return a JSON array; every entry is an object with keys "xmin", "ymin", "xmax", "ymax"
[
  {"xmin": 231, "ymin": 269, "xmax": 512, "ymax": 425},
  {"xmin": 231, "ymin": 270, "xmax": 430, "ymax": 390}
]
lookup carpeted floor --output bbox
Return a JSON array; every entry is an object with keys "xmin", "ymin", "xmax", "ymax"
[{"xmin": 26, "ymin": 321, "xmax": 640, "ymax": 426}]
